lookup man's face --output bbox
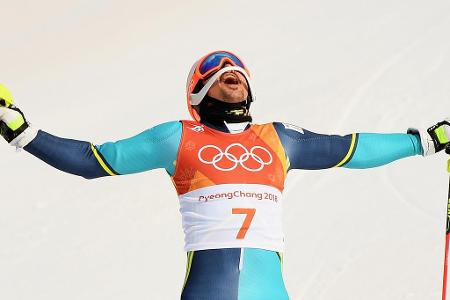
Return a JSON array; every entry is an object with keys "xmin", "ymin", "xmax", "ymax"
[{"xmin": 206, "ymin": 63, "xmax": 249, "ymax": 103}]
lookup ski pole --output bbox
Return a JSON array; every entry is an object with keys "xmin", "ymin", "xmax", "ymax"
[{"xmin": 442, "ymin": 146, "xmax": 450, "ymax": 300}]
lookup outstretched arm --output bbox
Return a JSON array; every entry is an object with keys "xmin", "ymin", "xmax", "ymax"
[
  {"xmin": 0, "ymin": 84, "xmax": 181, "ymax": 179},
  {"xmin": 273, "ymin": 121, "xmax": 449, "ymax": 171},
  {"xmin": 23, "ymin": 121, "xmax": 182, "ymax": 178}
]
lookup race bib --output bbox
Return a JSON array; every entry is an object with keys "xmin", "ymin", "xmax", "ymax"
[{"xmin": 179, "ymin": 184, "xmax": 284, "ymax": 252}]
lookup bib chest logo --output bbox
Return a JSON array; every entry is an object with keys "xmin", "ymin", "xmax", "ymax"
[{"xmin": 197, "ymin": 143, "xmax": 273, "ymax": 172}]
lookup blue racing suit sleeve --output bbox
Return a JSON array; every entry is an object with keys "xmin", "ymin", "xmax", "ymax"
[
  {"xmin": 273, "ymin": 122, "xmax": 422, "ymax": 170},
  {"xmin": 273, "ymin": 122, "xmax": 357, "ymax": 170},
  {"xmin": 23, "ymin": 121, "xmax": 182, "ymax": 179},
  {"xmin": 96, "ymin": 121, "xmax": 182, "ymax": 175},
  {"xmin": 24, "ymin": 131, "xmax": 112, "ymax": 179},
  {"xmin": 344, "ymin": 133, "xmax": 422, "ymax": 169}
]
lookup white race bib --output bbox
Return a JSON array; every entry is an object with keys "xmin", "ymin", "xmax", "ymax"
[{"xmin": 178, "ymin": 184, "xmax": 284, "ymax": 252}]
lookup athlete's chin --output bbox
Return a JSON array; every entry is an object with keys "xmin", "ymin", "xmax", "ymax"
[{"xmin": 221, "ymin": 89, "xmax": 248, "ymax": 103}]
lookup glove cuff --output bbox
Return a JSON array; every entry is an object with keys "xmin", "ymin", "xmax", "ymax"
[
  {"xmin": 10, "ymin": 125, "xmax": 38, "ymax": 148},
  {"xmin": 407, "ymin": 127, "xmax": 434, "ymax": 156},
  {"xmin": 408, "ymin": 119, "xmax": 450, "ymax": 156}
]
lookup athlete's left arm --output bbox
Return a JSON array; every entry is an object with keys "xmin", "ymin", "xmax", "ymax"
[{"xmin": 273, "ymin": 120, "xmax": 450, "ymax": 170}]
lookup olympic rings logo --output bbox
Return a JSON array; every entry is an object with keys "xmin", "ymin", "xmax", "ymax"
[{"xmin": 198, "ymin": 143, "xmax": 273, "ymax": 172}]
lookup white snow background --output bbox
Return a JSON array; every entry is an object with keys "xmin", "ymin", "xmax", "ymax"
[{"xmin": 1, "ymin": 0, "xmax": 450, "ymax": 299}]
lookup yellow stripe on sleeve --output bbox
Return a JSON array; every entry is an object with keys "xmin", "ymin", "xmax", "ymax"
[
  {"xmin": 90, "ymin": 144, "xmax": 116, "ymax": 176},
  {"xmin": 334, "ymin": 133, "xmax": 357, "ymax": 167}
]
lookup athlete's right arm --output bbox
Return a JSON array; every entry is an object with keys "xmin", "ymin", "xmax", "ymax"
[{"xmin": 0, "ymin": 85, "xmax": 181, "ymax": 179}]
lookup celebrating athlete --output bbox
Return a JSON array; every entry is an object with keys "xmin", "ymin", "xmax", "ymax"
[{"xmin": 1, "ymin": 51, "xmax": 449, "ymax": 300}]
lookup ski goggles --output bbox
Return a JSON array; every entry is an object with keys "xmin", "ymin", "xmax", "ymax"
[{"xmin": 197, "ymin": 51, "xmax": 247, "ymax": 79}]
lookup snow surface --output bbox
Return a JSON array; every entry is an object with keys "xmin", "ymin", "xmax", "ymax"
[{"xmin": 1, "ymin": 0, "xmax": 449, "ymax": 299}]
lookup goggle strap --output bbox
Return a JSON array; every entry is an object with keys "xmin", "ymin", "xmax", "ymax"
[{"xmin": 190, "ymin": 66, "xmax": 254, "ymax": 106}]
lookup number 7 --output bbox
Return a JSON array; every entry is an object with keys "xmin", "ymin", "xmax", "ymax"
[{"xmin": 232, "ymin": 208, "xmax": 256, "ymax": 239}]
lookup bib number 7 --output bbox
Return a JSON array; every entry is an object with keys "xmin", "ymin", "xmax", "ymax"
[{"xmin": 232, "ymin": 208, "xmax": 256, "ymax": 239}]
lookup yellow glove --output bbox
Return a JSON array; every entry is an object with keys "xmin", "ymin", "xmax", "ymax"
[
  {"xmin": 0, "ymin": 83, "xmax": 14, "ymax": 108},
  {"xmin": 0, "ymin": 84, "xmax": 37, "ymax": 147}
]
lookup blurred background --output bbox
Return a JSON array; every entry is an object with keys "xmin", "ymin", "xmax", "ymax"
[{"xmin": 1, "ymin": 0, "xmax": 450, "ymax": 299}]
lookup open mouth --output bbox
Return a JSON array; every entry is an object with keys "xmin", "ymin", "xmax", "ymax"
[{"xmin": 221, "ymin": 72, "xmax": 240, "ymax": 85}]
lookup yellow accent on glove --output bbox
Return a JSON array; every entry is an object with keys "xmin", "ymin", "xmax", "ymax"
[
  {"xmin": 0, "ymin": 84, "xmax": 14, "ymax": 108},
  {"xmin": 7, "ymin": 115, "xmax": 25, "ymax": 131}
]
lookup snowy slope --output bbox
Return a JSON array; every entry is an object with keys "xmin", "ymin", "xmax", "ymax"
[{"xmin": 1, "ymin": 0, "xmax": 449, "ymax": 299}]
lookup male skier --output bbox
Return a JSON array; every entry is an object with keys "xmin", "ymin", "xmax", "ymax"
[{"xmin": 1, "ymin": 50, "xmax": 450, "ymax": 300}]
